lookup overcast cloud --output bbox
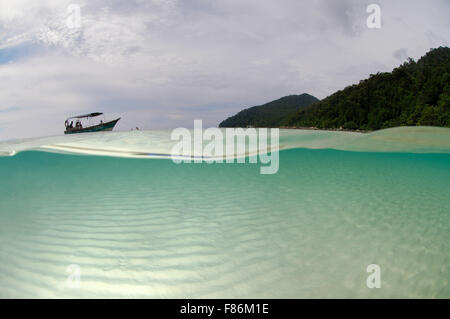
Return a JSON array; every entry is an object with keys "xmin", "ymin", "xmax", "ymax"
[{"xmin": 0, "ymin": 0, "xmax": 449, "ymax": 139}]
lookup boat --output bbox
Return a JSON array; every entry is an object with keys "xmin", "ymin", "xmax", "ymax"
[{"xmin": 64, "ymin": 112, "xmax": 120, "ymax": 134}]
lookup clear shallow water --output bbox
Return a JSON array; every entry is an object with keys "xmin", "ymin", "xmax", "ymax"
[{"xmin": 0, "ymin": 128, "xmax": 449, "ymax": 298}]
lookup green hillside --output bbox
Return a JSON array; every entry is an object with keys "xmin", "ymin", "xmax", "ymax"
[
  {"xmin": 288, "ymin": 47, "xmax": 450, "ymax": 130},
  {"xmin": 219, "ymin": 94, "xmax": 319, "ymax": 128}
]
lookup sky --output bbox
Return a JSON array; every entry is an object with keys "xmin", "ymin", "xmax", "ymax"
[{"xmin": 0, "ymin": 0, "xmax": 449, "ymax": 139}]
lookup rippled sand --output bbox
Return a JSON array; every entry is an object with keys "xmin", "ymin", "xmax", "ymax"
[{"xmin": 0, "ymin": 127, "xmax": 449, "ymax": 298}]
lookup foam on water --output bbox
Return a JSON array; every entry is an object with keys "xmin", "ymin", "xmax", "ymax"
[{"xmin": 0, "ymin": 127, "xmax": 449, "ymax": 298}]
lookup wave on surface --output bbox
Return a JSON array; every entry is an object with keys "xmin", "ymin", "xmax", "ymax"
[{"xmin": 0, "ymin": 126, "xmax": 449, "ymax": 158}]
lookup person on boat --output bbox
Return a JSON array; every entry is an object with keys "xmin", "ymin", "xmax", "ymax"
[{"xmin": 70, "ymin": 121, "xmax": 73, "ymax": 129}]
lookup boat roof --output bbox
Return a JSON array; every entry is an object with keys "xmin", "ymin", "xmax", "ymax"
[{"xmin": 66, "ymin": 112, "xmax": 103, "ymax": 120}]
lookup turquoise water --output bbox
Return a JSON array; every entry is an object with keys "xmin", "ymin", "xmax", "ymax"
[{"xmin": 0, "ymin": 128, "xmax": 449, "ymax": 298}]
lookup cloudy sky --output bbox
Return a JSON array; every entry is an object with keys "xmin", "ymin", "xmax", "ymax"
[{"xmin": 0, "ymin": 0, "xmax": 449, "ymax": 139}]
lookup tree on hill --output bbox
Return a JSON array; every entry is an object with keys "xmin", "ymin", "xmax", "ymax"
[
  {"xmin": 219, "ymin": 94, "xmax": 319, "ymax": 128},
  {"xmin": 288, "ymin": 47, "xmax": 450, "ymax": 130}
]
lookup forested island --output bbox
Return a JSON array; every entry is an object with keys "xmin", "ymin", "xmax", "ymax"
[
  {"xmin": 219, "ymin": 94, "xmax": 319, "ymax": 128},
  {"xmin": 220, "ymin": 47, "xmax": 450, "ymax": 130}
]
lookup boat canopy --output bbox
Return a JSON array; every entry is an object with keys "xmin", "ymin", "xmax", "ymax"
[{"xmin": 66, "ymin": 112, "xmax": 103, "ymax": 120}]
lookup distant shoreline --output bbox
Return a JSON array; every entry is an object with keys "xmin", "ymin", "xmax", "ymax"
[
  {"xmin": 220, "ymin": 126, "xmax": 372, "ymax": 133},
  {"xmin": 279, "ymin": 126, "xmax": 372, "ymax": 133}
]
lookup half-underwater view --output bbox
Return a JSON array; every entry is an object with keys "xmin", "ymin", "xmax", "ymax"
[{"xmin": 0, "ymin": 0, "xmax": 449, "ymax": 301}]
